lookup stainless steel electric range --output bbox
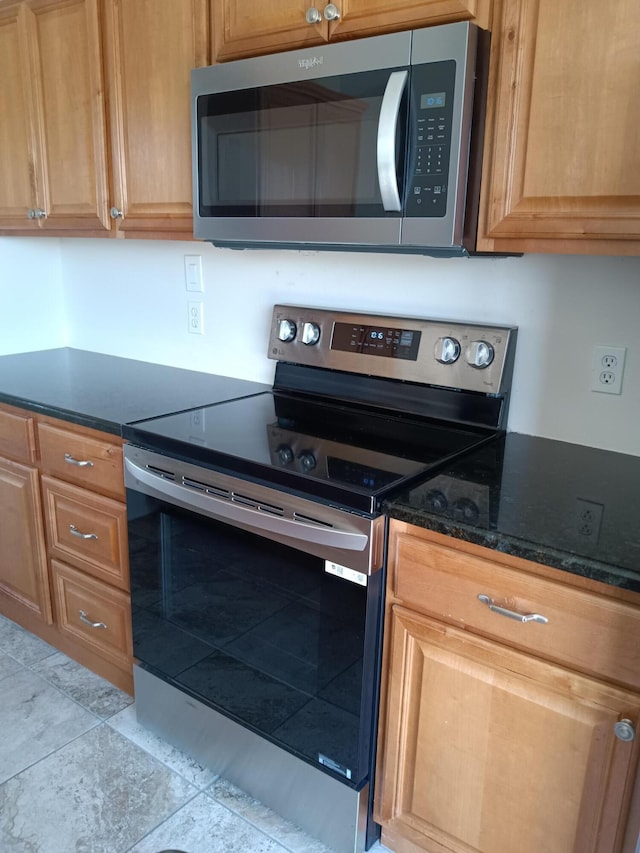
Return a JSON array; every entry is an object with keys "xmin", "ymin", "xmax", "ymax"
[{"xmin": 122, "ymin": 305, "xmax": 517, "ymax": 853}]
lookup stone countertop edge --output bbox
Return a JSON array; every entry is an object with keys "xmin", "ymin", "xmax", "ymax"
[
  {"xmin": 0, "ymin": 391, "xmax": 123, "ymax": 436},
  {"xmin": 384, "ymin": 501, "xmax": 640, "ymax": 595}
]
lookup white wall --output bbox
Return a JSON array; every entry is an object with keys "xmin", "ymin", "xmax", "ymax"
[
  {"xmin": 58, "ymin": 238, "xmax": 640, "ymax": 457},
  {"xmin": 0, "ymin": 237, "xmax": 65, "ymax": 354}
]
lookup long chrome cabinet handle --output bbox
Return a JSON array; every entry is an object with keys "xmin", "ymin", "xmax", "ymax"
[
  {"xmin": 79, "ymin": 610, "xmax": 107, "ymax": 629},
  {"xmin": 125, "ymin": 457, "xmax": 368, "ymax": 552},
  {"xmin": 64, "ymin": 453, "xmax": 94, "ymax": 468},
  {"xmin": 477, "ymin": 594, "xmax": 549, "ymax": 624},
  {"xmin": 69, "ymin": 524, "xmax": 98, "ymax": 541},
  {"xmin": 377, "ymin": 70, "xmax": 407, "ymax": 212}
]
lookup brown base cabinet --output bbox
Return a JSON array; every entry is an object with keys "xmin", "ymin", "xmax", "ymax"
[
  {"xmin": 0, "ymin": 402, "xmax": 133, "ymax": 694},
  {"xmin": 375, "ymin": 522, "xmax": 640, "ymax": 853}
]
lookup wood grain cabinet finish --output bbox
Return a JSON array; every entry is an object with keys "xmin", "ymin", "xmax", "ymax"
[
  {"xmin": 103, "ymin": 0, "xmax": 209, "ymax": 236},
  {"xmin": 213, "ymin": 0, "xmax": 490, "ymax": 62},
  {"xmin": 51, "ymin": 559, "xmax": 132, "ymax": 671},
  {"xmin": 38, "ymin": 421, "xmax": 125, "ymax": 500},
  {"xmin": 477, "ymin": 0, "xmax": 640, "ymax": 255},
  {"xmin": 0, "ymin": 0, "xmax": 110, "ymax": 233},
  {"xmin": 375, "ymin": 521, "xmax": 640, "ymax": 853},
  {"xmin": 42, "ymin": 476, "xmax": 129, "ymax": 590},
  {"xmin": 0, "ymin": 407, "xmax": 133, "ymax": 693},
  {"xmin": 0, "ymin": 406, "xmax": 36, "ymax": 464},
  {"xmin": 0, "ymin": 455, "xmax": 52, "ymax": 623}
]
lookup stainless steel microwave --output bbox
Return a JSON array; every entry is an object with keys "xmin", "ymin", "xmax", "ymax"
[{"xmin": 191, "ymin": 22, "xmax": 488, "ymax": 256}]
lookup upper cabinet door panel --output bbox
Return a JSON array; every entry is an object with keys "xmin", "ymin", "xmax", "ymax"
[
  {"xmin": 26, "ymin": 0, "xmax": 110, "ymax": 231},
  {"xmin": 0, "ymin": 6, "xmax": 39, "ymax": 229},
  {"xmin": 329, "ymin": 0, "xmax": 490, "ymax": 40},
  {"xmin": 104, "ymin": 0, "xmax": 209, "ymax": 234},
  {"xmin": 477, "ymin": 0, "xmax": 640, "ymax": 255},
  {"xmin": 213, "ymin": 0, "xmax": 328, "ymax": 62}
]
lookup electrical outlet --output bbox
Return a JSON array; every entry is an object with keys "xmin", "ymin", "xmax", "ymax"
[
  {"xmin": 574, "ymin": 498, "xmax": 604, "ymax": 543},
  {"xmin": 590, "ymin": 346, "xmax": 626, "ymax": 394},
  {"xmin": 188, "ymin": 301, "xmax": 204, "ymax": 335}
]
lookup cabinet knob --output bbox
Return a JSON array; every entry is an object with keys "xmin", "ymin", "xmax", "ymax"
[
  {"xmin": 305, "ymin": 6, "xmax": 322, "ymax": 23},
  {"xmin": 323, "ymin": 3, "xmax": 340, "ymax": 20},
  {"xmin": 110, "ymin": 206, "xmax": 123, "ymax": 220},
  {"xmin": 614, "ymin": 719, "xmax": 636, "ymax": 742},
  {"xmin": 27, "ymin": 208, "xmax": 47, "ymax": 220}
]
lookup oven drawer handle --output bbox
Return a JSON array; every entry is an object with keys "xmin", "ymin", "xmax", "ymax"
[
  {"xmin": 477, "ymin": 594, "xmax": 549, "ymax": 624},
  {"xmin": 125, "ymin": 457, "xmax": 368, "ymax": 552}
]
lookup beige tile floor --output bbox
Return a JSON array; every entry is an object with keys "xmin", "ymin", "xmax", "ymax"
[{"xmin": 0, "ymin": 613, "xmax": 391, "ymax": 853}]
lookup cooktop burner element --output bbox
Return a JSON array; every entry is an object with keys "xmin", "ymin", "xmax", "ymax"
[{"xmin": 123, "ymin": 306, "xmax": 517, "ymax": 514}]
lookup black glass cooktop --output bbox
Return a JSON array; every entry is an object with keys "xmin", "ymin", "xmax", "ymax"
[{"xmin": 123, "ymin": 391, "xmax": 495, "ymax": 513}]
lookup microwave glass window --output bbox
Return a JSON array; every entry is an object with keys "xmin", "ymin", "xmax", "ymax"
[{"xmin": 197, "ymin": 70, "xmax": 406, "ymax": 217}]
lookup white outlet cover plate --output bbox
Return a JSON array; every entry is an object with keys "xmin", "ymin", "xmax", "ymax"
[{"xmin": 591, "ymin": 345, "xmax": 626, "ymax": 395}]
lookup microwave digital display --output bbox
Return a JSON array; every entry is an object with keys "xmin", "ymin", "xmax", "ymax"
[{"xmin": 420, "ymin": 92, "xmax": 446, "ymax": 109}]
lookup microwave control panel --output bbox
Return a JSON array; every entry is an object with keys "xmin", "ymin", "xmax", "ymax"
[{"xmin": 406, "ymin": 60, "xmax": 456, "ymax": 219}]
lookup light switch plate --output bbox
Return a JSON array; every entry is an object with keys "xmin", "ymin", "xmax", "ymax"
[{"xmin": 184, "ymin": 254, "xmax": 204, "ymax": 292}]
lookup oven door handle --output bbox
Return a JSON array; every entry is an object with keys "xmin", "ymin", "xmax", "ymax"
[{"xmin": 125, "ymin": 457, "xmax": 369, "ymax": 552}]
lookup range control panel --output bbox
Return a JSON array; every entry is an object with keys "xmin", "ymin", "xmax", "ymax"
[{"xmin": 268, "ymin": 305, "xmax": 517, "ymax": 396}]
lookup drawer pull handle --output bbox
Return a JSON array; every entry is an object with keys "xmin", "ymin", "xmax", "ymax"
[
  {"xmin": 477, "ymin": 594, "xmax": 548, "ymax": 624},
  {"xmin": 79, "ymin": 610, "xmax": 107, "ymax": 629},
  {"xmin": 65, "ymin": 453, "xmax": 94, "ymax": 468},
  {"xmin": 69, "ymin": 524, "xmax": 98, "ymax": 541}
]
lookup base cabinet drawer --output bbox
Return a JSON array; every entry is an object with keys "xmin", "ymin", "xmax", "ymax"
[
  {"xmin": 51, "ymin": 559, "xmax": 132, "ymax": 670},
  {"xmin": 389, "ymin": 532, "xmax": 640, "ymax": 691},
  {"xmin": 38, "ymin": 422, "xmax": 124, "ymax": 499},
  {"xmin": 42, "ymin": 476, "xmax": 129, "ymax": 590}
]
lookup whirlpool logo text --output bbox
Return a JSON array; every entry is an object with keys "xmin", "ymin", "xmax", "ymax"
[{"xmin": 298, "ymin": 56, "xmax": 324, "ymax": 70}]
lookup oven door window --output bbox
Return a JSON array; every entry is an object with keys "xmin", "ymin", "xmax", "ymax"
[
  {"xmin": 196, "ymin": 69, "xmax": 407, "ymax": 218},
  {"xmin": 128, "ymin": 493, "xmax": 379, "ymax": 788}
]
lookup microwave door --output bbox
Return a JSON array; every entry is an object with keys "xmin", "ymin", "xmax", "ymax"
[{"xmin": 194, "ymin": 70, "xmax": 405, "ymax": 248}]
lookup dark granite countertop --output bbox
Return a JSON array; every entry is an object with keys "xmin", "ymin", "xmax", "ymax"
[
  {"xmin": 0, "ymin": 348, "xmax": 269, "ymax": 435},
  {"xmin": 384, "ymin": 433, "xmax": 640, "ymax": 593}
]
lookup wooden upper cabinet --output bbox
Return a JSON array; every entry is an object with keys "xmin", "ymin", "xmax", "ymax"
[
  {"xmin": 213, "ymin": 0, "xmax": 490, "ymax": 62},
  {"xmin": 0, "ymin": 0, "xmax": 110, "ymax": 233},
  {"xmin": 103, "ymin": 0, "xmax": 209, "ymax": 236},
  {"xmin": 477, "ymin": 0, "xmax": 640, "ymax": 255},
  {"xmin": 0, "ymin": 4, "xmax": 46, "ymax": 230},
  {"xmin": 328, "ymin": 0, "xmax": 490, "ymax": 41},
  {"xmin": 214, "ymin": 0, "xmax": 328, "ymax": 62}
]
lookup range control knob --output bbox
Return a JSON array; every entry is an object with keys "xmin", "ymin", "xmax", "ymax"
[
  {"xmin": 301, "ymin": 322, "xmax": 321, "ymax": 346},
  {"xmin": 298, "ymin": 451, "xmax": 317, "ymax": 472},
  {"xmin": 276, "ymin": 444, "xmax": 294, "ymax": 466},
  {"xmin": 277, "ymin": 319, "xmax": 297, "ymax": 342},
  {"xmin": 434, "ymin": 336, "xmax": 461, "ymax": 364},
  {"xmin": 466, "ymin": 340, "xmax": 495, "ymax": 369}
]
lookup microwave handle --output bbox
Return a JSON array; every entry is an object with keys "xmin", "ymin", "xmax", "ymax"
[{"xmin": 377, "ymin": 70, "xmax": 408, "ymax": 212}]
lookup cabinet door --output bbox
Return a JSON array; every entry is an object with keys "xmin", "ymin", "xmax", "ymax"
[
  {"xmin": 328, "ymin": 0, "xmax": 490, "ymax": 41},
  {"xmin": 22, "ymin": 0, "xmax": 110, "ymax": 232},
  {"xmin": 0, "ymin": 456, "xmax": 52, "ymax": 624},
  {"xmin": 375, "ymin": 606, "xmax": 640, "ymax": 853},
  {"xmin": 103, "ymin": 0, "xmax": 209, "ymax": 236},
  {"xmin": 213, "ymin": 0, "xmax": 328, "ymax": 62},
  {"xmin": 477, "ymin": 0, "xmax": 640, "ymax": 255},
  {"xmin": 0, "ymin": 4, "xmax": 40, "ymax": 230}
]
